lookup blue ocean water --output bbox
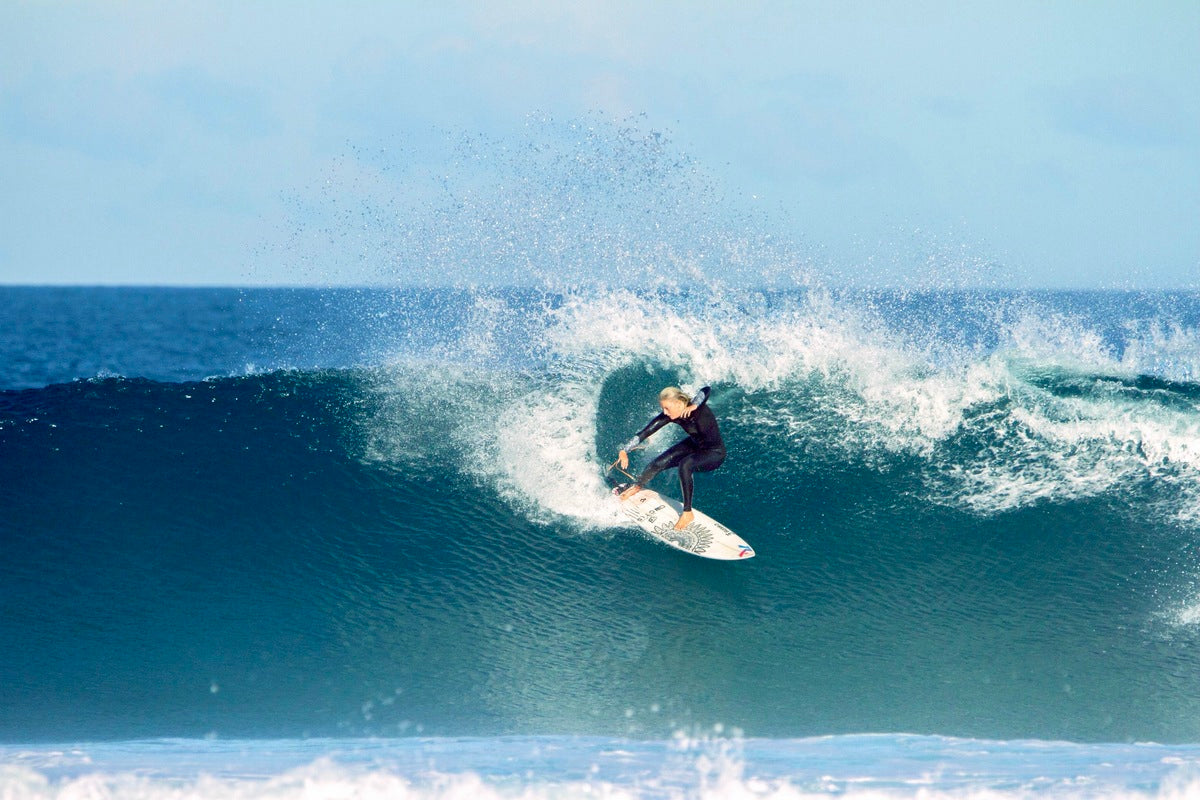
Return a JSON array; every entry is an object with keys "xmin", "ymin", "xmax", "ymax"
[{"xmin": 3, "ymin": 285, "xmax": 1200, "ymax": 797}]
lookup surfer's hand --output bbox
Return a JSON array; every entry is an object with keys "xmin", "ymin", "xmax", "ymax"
[
  {"xmin": 618, "ymin": 450, "xmax": 629, "ymax": 470},
  {"xmin": 681, "ymin": 404, "xmax": 698, "ymax": 418}
]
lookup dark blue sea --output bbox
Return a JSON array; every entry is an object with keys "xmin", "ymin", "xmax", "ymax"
[{"xmin": 3, "ymin": 285, "xmax": 1200, "ymax": 797}]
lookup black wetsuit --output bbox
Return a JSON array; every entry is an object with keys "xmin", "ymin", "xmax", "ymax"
[{"xmin": 625, "ymin": 387, "xmax": 725, "ymax": 512}]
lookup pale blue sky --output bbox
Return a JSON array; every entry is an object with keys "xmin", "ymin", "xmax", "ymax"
[{"xmin": 2, "ymin": 1, "xmax": 1197, "ymax": 288}]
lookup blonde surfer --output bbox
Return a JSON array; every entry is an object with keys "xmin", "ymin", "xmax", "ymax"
[{"xmin": 617, "ymin": 386, "xmax": 725, "ymax": 531}]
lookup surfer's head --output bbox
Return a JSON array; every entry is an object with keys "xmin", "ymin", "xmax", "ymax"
[{"xmin": 658, "ymin": 386, "xmax": 691, "ymax": 419}]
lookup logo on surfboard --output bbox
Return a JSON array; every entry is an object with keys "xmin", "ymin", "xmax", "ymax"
[{"xmin": 656, "ymin": 523, "xmax": 714, "ymax": 554}]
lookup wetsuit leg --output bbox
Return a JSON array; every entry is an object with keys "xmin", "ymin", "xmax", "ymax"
[
  {"xmin": 677, "ymin": 448, "xmax": 725, "ymax": 511},
  {"xmin": 635, "ymin": 440, "xmax": 695, "ymax": 489}
]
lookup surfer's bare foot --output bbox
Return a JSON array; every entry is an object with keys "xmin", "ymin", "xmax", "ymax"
[
  {"xmin": 674, "ymin": 511, "xmax": 694, "ymax": 530},
  {"xmin": 619, "ymin": 485, "xmax": 643, "ymax": 501}
]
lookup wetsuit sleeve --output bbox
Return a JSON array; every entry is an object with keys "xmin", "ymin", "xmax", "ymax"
[
  {"xmin": 690, "ymin": 386, "xmax": 711, "ymax": 408},
  {"xmin": 622, "ymin": 413, "xmax": 671, "ymax": 451}
]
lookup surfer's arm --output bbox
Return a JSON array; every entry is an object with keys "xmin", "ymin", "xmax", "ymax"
[
  {"xmin": 625, "ymin": 413, "xmax": 671, "ymax": 451},
  {"xmin": 618, "ymin": 413, "xmax": 671, "ymax": 469}
]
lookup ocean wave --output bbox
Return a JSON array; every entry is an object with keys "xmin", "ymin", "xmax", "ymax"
[{"xmin": 5, "ymin": 290, "xmax": 1200, "ymax": 742}]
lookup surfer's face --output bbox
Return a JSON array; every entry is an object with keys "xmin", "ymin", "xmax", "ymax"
[{"xmin": 660, "ymin": 398, "xmax": 687, "ymax": 419}]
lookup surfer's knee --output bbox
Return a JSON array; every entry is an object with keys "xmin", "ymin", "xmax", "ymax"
[{"xmin": 696, "ymin": 449, "xmax": 725, "ymax": 473}]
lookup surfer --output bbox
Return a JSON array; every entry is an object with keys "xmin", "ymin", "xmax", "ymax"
[{"xmin": 617, "ymin": 386, "xmax": 725, "ymax": 531}]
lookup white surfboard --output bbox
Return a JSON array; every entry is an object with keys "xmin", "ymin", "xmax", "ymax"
[{"xmin": 613, "ymin": 485, "xmax": 755, "ymax": 560}]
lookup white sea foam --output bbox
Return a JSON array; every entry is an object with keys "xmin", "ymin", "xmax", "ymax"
[
  {"xmin": 934, "ymin": 375, "xmax": 1200, "ymax": 520},
  {"xmin": 1120, "ymin": 321, "xmax": 1200, "ymax": 384},
  {"xmin": 1176, "ymin": 601, "xmax": 1200, "ymax": 627},
  {"xmin": 486, "ymin": 386, "xmax": 626, "ymax": 527},
  {"xmin": 358, "ymin": 287, "xmax": 1200, "ymax": 529},
  {"xmin": 5, "ymin": 769, "xmax": 1198, "ymax": 800},
  {"xmin": 4, "ymin": 736, "xmax": 1200, "ymax": 800},
  {"xmin": 542, "ymin": 288, "xmax": 1200, "ymax": 520}
]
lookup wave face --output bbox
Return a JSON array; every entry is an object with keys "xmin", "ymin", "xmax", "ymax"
[{"xmin": 2, "ymin": 286, "xmax": 1200, "ymax": 743}]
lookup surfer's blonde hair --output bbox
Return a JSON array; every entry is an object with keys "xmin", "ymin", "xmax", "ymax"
[{"xmin": 659, "ymin": 386, "xmax": 691, "ymax": 405}]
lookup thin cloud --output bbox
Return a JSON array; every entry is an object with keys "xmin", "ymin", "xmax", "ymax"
[{"xmin": 1043, "ymin": 76, "xmax": 1198, "ymax": 149}]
